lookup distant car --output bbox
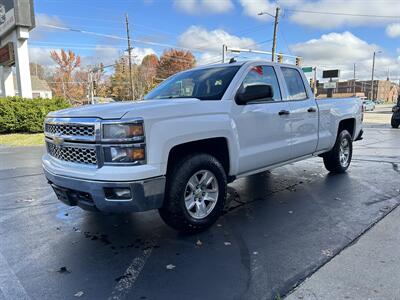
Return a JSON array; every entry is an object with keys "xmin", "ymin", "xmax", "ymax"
[
  {"xmin": 363, "ymin": 100, "xmax": 375, "ymax": 111},
  {"xmin": 391, "ymin": 97, "xmax": 400, "ymax": 128},
  {"xmin": 374, "ymin": 99, "xmax": 384, "ymax": 104}
]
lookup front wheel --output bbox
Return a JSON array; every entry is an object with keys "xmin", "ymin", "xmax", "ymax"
[
  {"xmin": 159, "ymin": 153, "xmax": 227, "ymax": 233},
  {"xmin": 323, "ymin": 130, "xmax": 353, "ymax": 173}
]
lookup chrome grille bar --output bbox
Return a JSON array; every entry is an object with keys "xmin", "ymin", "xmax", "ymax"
[
  {"xmin": 46, "ymin": 141, "xmax": 98, "ymax": 165},
  {"xmin": 44, "ymin": 118, "xmax": 100, "ymax": 143}
]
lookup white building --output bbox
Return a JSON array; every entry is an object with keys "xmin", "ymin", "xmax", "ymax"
[{"xmin": 30, "ymin": 75, "xmax": 52, "ymax": 98}]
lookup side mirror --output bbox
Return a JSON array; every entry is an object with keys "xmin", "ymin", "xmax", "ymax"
[{"xmin": 236, "ymin": 84, "xmax": 274, "ymax": 105}]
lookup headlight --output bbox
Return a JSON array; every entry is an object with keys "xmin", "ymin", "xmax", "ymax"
[
  {"xmin": 104, "ymin": 145, "xmax": 146, "ymax": 164},
  {"xmin": 103, "ymin": 123, "xmax": 144, "ymax": 141}
]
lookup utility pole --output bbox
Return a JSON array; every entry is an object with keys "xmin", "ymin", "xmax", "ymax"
[
  {"xmin": 125, "ymin": 14, "xmax": 134, "ymax": 100},
  {"xmin": 371, "ymin": 51, "xmax": 376, "ymax": 100},
  {"xmin": 313, "ymin": 67, "xmax": 317, "ymax": 96},
  {"xmin": 258, "ymin": 7, "xmax": 279, "ymax": 62},
  {"xmin": 370, "ymin": 50, "xmax": 382, "ymax": 100},
  {"xmin": 271, "ymin": 7, "xmax": 280, "ymax": 62},
  {"xmin": 88, "ymin": 70, "xmax": 94, "ymax": 104},
  {"xmin": 353, "ymin": 63, "xmax": 356, "ymax": 96}
]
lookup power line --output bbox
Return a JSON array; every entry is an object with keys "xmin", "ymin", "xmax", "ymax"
[{"xmin": 285, "ymin": 8, "xmax": 400, "ymax": 19}]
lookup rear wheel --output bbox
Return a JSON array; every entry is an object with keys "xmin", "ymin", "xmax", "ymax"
[
  {"xmin": 391, "ymin": 116, "xmax": 399, "ymax": 129},
  {"xmin": 323, "ymin": 130, "xmax": 353, "ymax": 173},
  {"xmin": 159, "ymin": 153, "xmax": 227, "ymax": 233}
]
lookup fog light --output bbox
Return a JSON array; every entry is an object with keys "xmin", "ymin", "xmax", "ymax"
[{"xmin": 104, "ymin": 188, "xmax": 132, "ymax": 200}]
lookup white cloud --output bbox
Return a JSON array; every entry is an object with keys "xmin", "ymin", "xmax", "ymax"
[
  {"xmin": 288, "ymin": 0, "xmax": 400, "ymax": 29},
  {"xmin": 238, "ymin": 0, "xmax": 400, "ymax": 29},
  {"xmin": 386, "ymin": 23, "xmax": 400, "ymax": 38},
  {"xmin": 83, "ymin": 46, "xmax": 156, "ymax": 66},
  {"xmin": 290, "ymin": 32, "xmax": 377, "ymax": 65},
  {"xmin": 28, "ymin": 47, "xmax": 57, "ymax": 66},
  {"xmin": 84, "ymin": 47, "xmax": 122, "ymax": 66},
  {"xmin": 178, "ymin": 26, "xmax": 257, "ymax": 64},
  {"xmin": 239, "ymin": 0, "xmax": 276, "ymax": 21},
  {"xmin": 179, "ymin": 26, "xmax": 256, "ymax": 51},
  {"xmin": 290, "ymin": 31, "xmax": 399, "ymax": 80},
  {"xmin": 131, "ymin": 47, "xmax": 157, "ymax": 64},
  {"xmin": 35, "ymin": 13, "xmax": 65, "ymax": 27},
  {"xmin": 32, "ymin": 13, "xmax": 66, "ymax": 40},
  {"xmin": 174, "ymin": 0, "xmax": 233, "ymax": 14}
]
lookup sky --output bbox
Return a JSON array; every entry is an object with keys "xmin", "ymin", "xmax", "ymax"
[{"xmin": 30, "ymin": 0, "xmax": 400, "ymax": 81}]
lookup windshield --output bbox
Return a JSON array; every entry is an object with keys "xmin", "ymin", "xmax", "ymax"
[{"xmin": 144, "ymin": 66, "xmax": 241, "ymax": 101}]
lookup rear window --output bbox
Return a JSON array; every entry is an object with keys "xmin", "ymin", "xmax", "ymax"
[{"xmin": 281, "ymin": 67, "xmax": 307, "ymax": 100}]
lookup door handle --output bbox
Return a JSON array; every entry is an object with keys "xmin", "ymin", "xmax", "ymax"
[
  {"xmin": 307, "ymin": 107, "xmax": 317, "ymax": 113},
  {"xmin": 278, "ymin": 110, "xmax": 290, "ymax": 116}
]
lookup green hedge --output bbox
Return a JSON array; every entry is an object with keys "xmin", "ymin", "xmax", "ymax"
[{"xmin": 0, "ymin": 97, "xmax": 70, "ymax": 134}]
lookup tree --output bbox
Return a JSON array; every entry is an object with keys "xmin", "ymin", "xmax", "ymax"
[
  {"xmin": 156, "ymin": 49, "xmax": 195, "ymax": 80},
  {"xmin": 140, "ymin": 54, "xmax": 159, "ymax": 94},
  {"xmin": 50, "ymin": 49, "xmax": 87, "ymax": 104},
  {"xmin": 29, "ymin": 63, "xmax": 46, "ymax": 79},
  {"xmin": 110, "ymin": 57, "xmax": 131, "ymax": 100}
]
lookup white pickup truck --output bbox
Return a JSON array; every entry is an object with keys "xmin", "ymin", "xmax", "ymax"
[{"xmin": 43, "ymin": 61, "xmax": 363, "ymax": 232}]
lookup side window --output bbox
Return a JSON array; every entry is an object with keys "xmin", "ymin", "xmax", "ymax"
[
  {"xmin": 242, "ymin": 65, "xmax": 282, "ymax": 101},
  {"xmin": 281, "ymin": 67, "xmax": 307, "ymax": 100}
]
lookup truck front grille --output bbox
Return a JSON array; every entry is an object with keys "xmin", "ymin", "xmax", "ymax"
[
  {"xmin": 45, "ymin": 123, "xmax": 95, "ymax": 137},
  {"xmin": 46, "ymin": 142, "xmax": 97, "ymax": 165}
]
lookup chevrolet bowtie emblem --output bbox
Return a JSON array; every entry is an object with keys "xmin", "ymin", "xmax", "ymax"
[{"xmin": 53, "ymin": 134, "xmax": 64, "ymax": 146}]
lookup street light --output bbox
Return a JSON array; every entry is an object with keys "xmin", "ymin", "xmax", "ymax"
[
  {"xmin": 258, "ymin": 7, "xmax": 280, "ymax": 62},
  {"xmin": 371, "ymin": 50, "xmax": 382, "ymax": 101}
]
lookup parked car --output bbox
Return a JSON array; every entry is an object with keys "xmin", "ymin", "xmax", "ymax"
[
  {"xmin": 363, "ymin": 100, "xmax": 375, "ymax": 111},
  {"xmin": 42, "ymin": 61, "xmax": 363, "ymax": 232},
  {"xmin": 392, "ymin": 96, "xmax": 400, "ymax": 128}
]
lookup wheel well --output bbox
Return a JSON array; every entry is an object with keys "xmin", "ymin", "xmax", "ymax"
[
  {"xmin": 338, "ymin": 118, "xmax": 355, "ymax": 138},
  {"xmin": 166, "ymin": 138, "xmax": 230, "ymax": 175}
]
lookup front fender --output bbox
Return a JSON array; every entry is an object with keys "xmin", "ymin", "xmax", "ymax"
[{"xmin": 146, "ymin": 114, "xmax": 240, "ymax": 176}]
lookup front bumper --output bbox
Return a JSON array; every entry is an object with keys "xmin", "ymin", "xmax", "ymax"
[{"xmin": 44, "ymin": 167, "xmax": 166, "ymax": 213}]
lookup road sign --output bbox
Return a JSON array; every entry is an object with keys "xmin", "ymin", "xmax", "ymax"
[
  {"xmin": 323, "ymin": 81, "xmax": 337, "ymax": 89},
  {"xmin": 302, "ymin": 67, "xmax": 313, "ymax": 73},
  {"xmin": 322, "ymin": 69, "xmax": 340, "ymax": 78}
]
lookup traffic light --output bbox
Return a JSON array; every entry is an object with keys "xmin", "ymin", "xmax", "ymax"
[
  {"xmin": 277, "ymin": 53, "xmax": 283, "ymax": 63},
  {"xmin": 93, "ymin": 81, "xmax": 97, "ymax": 95},
  {"xmin": 295, "ymin": 57, "xmax": 301, "ymax": 66},
  {"xmin": 309, "ymin": 78, "xmax": 313, "ymax": 87}
]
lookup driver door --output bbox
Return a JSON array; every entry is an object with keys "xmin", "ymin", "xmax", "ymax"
[{"xmin": 231, "ymin": 65, "xmax": 292, "ymax": 174}]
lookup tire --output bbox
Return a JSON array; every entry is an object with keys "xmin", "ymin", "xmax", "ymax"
[
  {"xmin": 159, "ymin": 153, "xmax": 227, "ymax": 233},
  {"xmin": 391, "ymin": 116, "xmax": 399, "ymax": 129},
  {"xmin": 323, "ymin": 130, "xmax": 353, "ymax": 173}
]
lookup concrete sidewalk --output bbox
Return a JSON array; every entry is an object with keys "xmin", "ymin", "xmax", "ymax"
[{"xmin": 286, "ymin": 205, "xmax": 400, "ymax": 300}]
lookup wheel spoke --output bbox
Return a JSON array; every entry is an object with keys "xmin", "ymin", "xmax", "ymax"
[
  {"xmin": 195, "ymin": 201, "xmax": 207, "ymax": 217},
  {"xmin": 185, "ymin": 195, "xmax": 195, "ymax": 210},
  {"xmin": 204, "ymin": 191, "xmax": 218, "ymax": 202},
  {"xmin": 187, "ymin": 176, "xmax": 198, "ymax": 190},
  {"xmin": 199, "ymin": 171, "xmax": 210, "ymax": 185}
]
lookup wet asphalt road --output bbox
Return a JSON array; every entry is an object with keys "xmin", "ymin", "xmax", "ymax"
[{"xmin": 1, "ymin": 124, "xmax": 399, "ymax": 300}]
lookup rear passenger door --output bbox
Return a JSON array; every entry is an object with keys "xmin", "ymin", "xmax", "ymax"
[{"xmin": 280, "ymin": 67, "xmax": 318, "ymax": 158}]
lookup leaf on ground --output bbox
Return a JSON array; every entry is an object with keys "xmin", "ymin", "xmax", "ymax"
[{"xmin": 74, "ymin": 291, "xmax": 84, "ymax": 297}]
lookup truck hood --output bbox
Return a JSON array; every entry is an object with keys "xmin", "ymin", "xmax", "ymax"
[{"xmin": 48, "ymin": 98, "xmax": 200, "ymax": 119}]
